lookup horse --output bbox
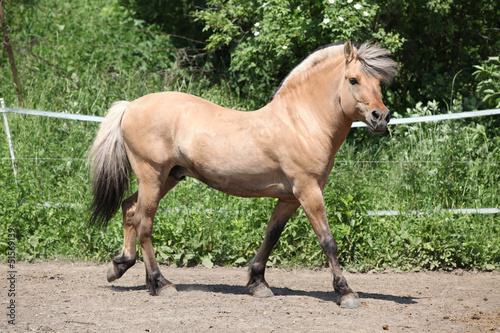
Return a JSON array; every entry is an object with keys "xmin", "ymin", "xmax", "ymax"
[{"xmin": 88, "ymin": 40, "xmax": 398, "ymax": 308}]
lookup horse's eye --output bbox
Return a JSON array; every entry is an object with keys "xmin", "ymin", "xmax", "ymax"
[{"xmin": 349, "ymin": 78, "xmax": 359, "ymax": 85}]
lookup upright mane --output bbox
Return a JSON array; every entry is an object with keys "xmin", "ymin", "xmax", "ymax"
[{"xmin": 270, "ymin": 41, "xmax": 398, "ymax": 101}]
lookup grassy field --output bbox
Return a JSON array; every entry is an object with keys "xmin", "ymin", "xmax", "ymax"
[{"xmin": 0, "ymin": 0, "xmax": 498, "ymax": 271}]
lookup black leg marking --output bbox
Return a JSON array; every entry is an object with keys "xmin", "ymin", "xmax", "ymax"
[
  {"xmin": 247, "ymin": 223, "xmax": 285, "ymax": 287},
  {"xmin": 109, "ymin": 255, "xmax": 136, "ymax": 282}
]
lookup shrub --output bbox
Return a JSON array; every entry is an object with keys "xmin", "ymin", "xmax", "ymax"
[
  {"xmin": 194, "ymin": 0, "xmax": 404, "ymax": 107},
  {"xmin": 473, "ymin": 56, "xmax": 500, "ymax": 108}
]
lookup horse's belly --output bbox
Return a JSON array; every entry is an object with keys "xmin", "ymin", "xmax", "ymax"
[
  {"xmin": 210, "ymin": 179, "xmax": 292, "ymax": 199},
  {"xmin": 185, "ymin": 166, "xmax": 293, "ymax": 199}
]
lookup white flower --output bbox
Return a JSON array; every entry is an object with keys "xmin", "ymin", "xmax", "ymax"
[
  {"xmin": 354, "ymin": 3, "xmax": 362, "ymax": 9},
  {"xmin": 282, "ymin": 45, "xmax": 288, "ymax": 49},
  {"xmin": 347, "ymin": 0, "xmax": 353, "ymax": 3},
  {"xmin": 297, "ymin": 6, "xmax": 301, "ymax": 11},
  {"xmin": 254, "ymin": 31, "xmax": 260, "ymax": 36},
  {"xmin": 328, "ymin": 0, "xmax": 335, "ymax": 3},
  {"xmin": 323, "ymin": 18, "xmax": 331, "ymax": 24},
  {"xmin": 262, "ymin": 2, "xmax": 267, "ymax": 7},
  {"xmin": 338, "ymin": 16, "xmax": 344, "ymax": 22},
  {"xmin": 363, "ymin": 11, "xmax": 369, "ymax": 16},
  {"xmin": 254, "ymin": 22, "xmax": 260, "ymax": 27}
]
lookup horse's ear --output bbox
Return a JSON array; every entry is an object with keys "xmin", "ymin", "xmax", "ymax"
[{"xmin": 344, "ymin": 40, "xmax": 356, "ymax": 63}]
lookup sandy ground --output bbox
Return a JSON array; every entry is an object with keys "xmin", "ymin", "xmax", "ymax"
[{"xmin": 1, "ymin": 261, "xmax": 499, "ymax": 332}]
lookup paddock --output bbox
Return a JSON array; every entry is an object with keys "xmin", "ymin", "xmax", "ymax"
[{"xmin": 5, "ymin": 261, "xmax": 499, "ymax": 332}]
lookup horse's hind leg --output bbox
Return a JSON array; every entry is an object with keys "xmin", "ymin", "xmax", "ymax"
[
  {"xmin": 247, "ymin": 199, "xmax": 300, "ymax": 297},
  {"xmin": 136, "ymin": 175, "xmax": 179, "ymax": 296},
  {"xmin": 107, "ymin": 191, "xmax": 139, "ymax": 282}
]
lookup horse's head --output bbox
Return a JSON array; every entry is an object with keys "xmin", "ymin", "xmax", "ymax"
[{"xmin": 339, "ymin": 41, "xmax": 398, "ymax": 134}]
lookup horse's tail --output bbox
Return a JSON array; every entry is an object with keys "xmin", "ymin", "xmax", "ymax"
[{"xmin": 88, "ymin": 101, "xmax": 132, "ymax": 229}]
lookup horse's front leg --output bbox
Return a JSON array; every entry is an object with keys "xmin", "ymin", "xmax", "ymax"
[
  {"xmin": 297, "ymin": 186, "xmax": 361, "ymax": 308},
  {"xmin": 247, "ymin": 199, "xmax": 300, "ymax": 297},
  {"xmin": 107, "ymin": 192, "xmax": 139, "ymax": 282}
]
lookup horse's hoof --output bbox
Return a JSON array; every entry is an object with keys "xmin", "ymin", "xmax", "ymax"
[
  {"xmin": 250, "ymin": 284, "xmax": 274, "ymax": 298},
  {"xmin": 339, "ymin": 293, "xmax": 362, "ymax": 309},
  {"xmin": 106, "ymin": 263, "xmax": 118, "ymax": 282},
  {"xmin": 158, "ymin": 284, "xmax": 178, "ymax": 296}
]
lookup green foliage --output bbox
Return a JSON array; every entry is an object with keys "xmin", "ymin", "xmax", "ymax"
[
  {"xmin": 190, "ymin": 0, "xmax": 500, "ymax": 111},
  {"xmin": 0, "ymin": 0, "xmax": 498, "ymax": 272},
  {"xmin": 372, "ymin": 0, "xmax": 499, "ymax": 111},
  {"xmin": 194, "ymin": 0, "xmax": 404, "ymax": 106},
  {"xmin": 1, "ymin": 102, "xmax": 499, "ymax": 270},
  {"xmin": 118, "ymin": 0, "xmax": 208, "ymax": 48},
  {"xmin": 473, "ymin": 56, "xmax": 500, "ymax": 108}
]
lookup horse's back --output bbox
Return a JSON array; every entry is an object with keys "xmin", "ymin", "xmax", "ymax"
[
  {"xmin": 121, "ymin": 92, "xmax": 258, "ymax": 150},
  {"xmin": 124, "ymin": 91, "xmax": 229, "ymax": 125}
]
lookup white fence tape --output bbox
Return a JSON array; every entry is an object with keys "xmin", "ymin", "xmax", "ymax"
[
  {"xmin": 1, "ymin": 107, "xmax": 104, "ymax": 122},
  {"xmin": 366, "ymin": 208, "xmax": 500, "ymax": 216},
  {"xmin": 352, "ymin": 108, "xmax": 500, "ymax": 127},
  {"xmin": 16, "ymin": 200, "xmax": 500, "ymax": 216},
  {"xmin": 1, "ymin": 105, "xmax": 499, "ymax": 125}
]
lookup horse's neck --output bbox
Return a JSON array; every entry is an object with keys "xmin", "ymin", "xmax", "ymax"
[{"xmin": 266, "ymin": 61, "xmax": 352, "ymax": 154}]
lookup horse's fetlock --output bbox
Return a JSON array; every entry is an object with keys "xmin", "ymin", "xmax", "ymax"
[
  {"xmin": 116, "ymin": 258, "xmax": 135, "ymax": 273},
  {"xmin": 247, "ymin": 262, "xmax": 267, "ymax": 287},
  {"xmin": 333, "ymin": 275, "xmax": 353, "ymax": 296},
  {"xmin": 149, "ymin": 270, "xmax": 161, "ymax": 281}
]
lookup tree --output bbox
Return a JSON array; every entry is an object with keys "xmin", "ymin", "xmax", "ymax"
[
  {"xmin": 194, "ymin": 0, "xmax": 403, "ymax": 107},
  {"xmin": 375, "ymin": 0, "xmax": 500, "ymax": 110}
]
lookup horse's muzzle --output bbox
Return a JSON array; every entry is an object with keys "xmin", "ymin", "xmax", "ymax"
[{"xmin": 367, "ymin": 108, "xmax": 390, "ymax": 133}]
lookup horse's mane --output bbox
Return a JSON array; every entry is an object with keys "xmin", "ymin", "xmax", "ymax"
[{"xmin": 270, "ymin": 41, "xmax": 398, "ymax": 101}]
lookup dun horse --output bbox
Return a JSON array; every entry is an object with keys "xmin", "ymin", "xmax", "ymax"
[{"xmin": 89, "ymin": 40, "xmax": 397, "ymax": 308}]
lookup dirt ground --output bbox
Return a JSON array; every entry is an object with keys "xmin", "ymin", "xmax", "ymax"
[{"xmin": 1, "ymin": 261, "xmax": 499, "ymax": 333}]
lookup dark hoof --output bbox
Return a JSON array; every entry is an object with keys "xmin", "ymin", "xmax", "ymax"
[
  {"xmin": 158, "ymin": 284, "xmax": 178, "ymax": 296},
  {"xmin": 106, "ymin": 263, "xmax": 119, "ymax": 282},
  {"xmin": 339, "ymin": 293, "xmax": 362, "ymax": 309},
  {"xmin": 250, "ymin": 283, "xmax": 274, "ymax": 298}
]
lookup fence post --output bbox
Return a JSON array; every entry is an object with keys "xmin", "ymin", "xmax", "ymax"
[
  {"xmin": 1, "ymin": 98, "xmax": 18, "ymax": 185},
  {"xmin": 0, "ymin": 0, "xmax": 23, "ymax": 106}
]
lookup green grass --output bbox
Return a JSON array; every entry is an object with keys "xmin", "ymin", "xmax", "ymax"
[{"xmin": 0, "ymin": 0, "xmax": 498, "ymax": 271}]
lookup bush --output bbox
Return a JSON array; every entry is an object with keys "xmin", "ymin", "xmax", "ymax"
[
  {"xmin": 194, "ymin": 0, "xmax": 404, "ymax": 107},
  {"xmin": 473, "ymin": 56, "xmax": 500, "ymax": 109}
]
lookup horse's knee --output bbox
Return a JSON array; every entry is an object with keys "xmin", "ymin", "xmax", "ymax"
[
  {"xmin": 319, "ymin": 236, "xmax": 339, "ymax": 259},
  {"xmin": 137, "ymin": 228, "xmax": 152, "ymax": 245}
]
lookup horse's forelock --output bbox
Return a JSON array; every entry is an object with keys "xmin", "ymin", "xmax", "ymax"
[{"xmin": 356, "ymin": 43, "xmax": 398, "ymax": 83}]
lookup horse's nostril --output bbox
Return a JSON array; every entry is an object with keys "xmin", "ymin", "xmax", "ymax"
[
  {"xmin": 371, "ymin": 109, "xmax": 381, "ymax": 120},
  {"xmin": 385, "ymin": 112, "xmax": 391, "ymax": 123}
]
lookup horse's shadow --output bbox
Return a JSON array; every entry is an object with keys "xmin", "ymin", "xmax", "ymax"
[{"xmin": 107, "ymin": 283, "xmax": 419, "ymax": 305}]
